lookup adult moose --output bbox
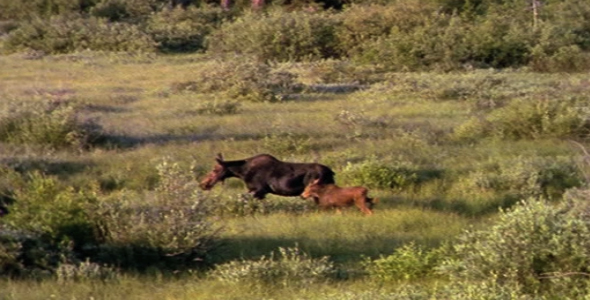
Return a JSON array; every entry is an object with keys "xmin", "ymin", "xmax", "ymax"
[{"xmin": 199, "ymin": 153, "xmax": 335, "ymax": 199}]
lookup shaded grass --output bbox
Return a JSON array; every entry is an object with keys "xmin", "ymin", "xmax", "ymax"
[{"xmin": 215, "ymin": 207, "xmax": 471, "ymax": 265}]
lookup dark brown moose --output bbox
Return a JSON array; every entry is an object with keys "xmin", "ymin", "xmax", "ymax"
[
  {"xmin": 301, "ymin": 179, "xmax": 378, "ymax": 215},
  {"xmin": 199, "ymin": 153, "xmax": 335, "ymax": 200}
]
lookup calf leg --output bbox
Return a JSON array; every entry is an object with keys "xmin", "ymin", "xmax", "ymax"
[{"xmin": 355, "ymin": 197, "xmax": 373, "ymax": 215}]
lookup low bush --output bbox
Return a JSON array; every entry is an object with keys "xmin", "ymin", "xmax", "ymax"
[
  {"xmin": 0, "ymin": 100, "xmax": 105, "ymax": 150},
  {"xmin": 55, "ymin": 259, "xmax": 118, "ymax": 283},
  {"xmin": 0, "ymin": 227, "xmax": 77, "ymax": 278},
  {"xmin": 336, "ymin": 2, "xmax": 436, "ymax": 58},
  {"xmin": 169, "ymin": 59, "xmax": 302, "ymax": 102},
  {"xmin": 486, "ymin": 96, "xmax": 590, "ymax": 140},
  {"xmin": 91, "ymin": 158, "xmax": 220, "ymax": 270},
  {"xmin": 207, "ymin": 9, "xmax": 341, "ymax": 62},
  {"xmin": 364, "ymin": 242, "xmax": 446, "ymax": 282},
  {"xmin": 89, "ymin": 0, "xmax": 167, "ymax": 22},
  {"xmin": 453, "ymin": 95, "xmax": 590, "ymax": 141},
  {"xmin": 262, "ymin": 131, "xmax": 312, "ymax": 156},
  {"xmin": 192, "ymin": 99, "xmax": 240, "ymax": 116},
  {"xmin": 2, "ymin": 14, "xmax": 155, "ymax": 54},
  {"xmin": 145, "ymin": 5, "xmax": 226, "ymax": 53},
  {"xmin": 207, "ymin": 193, "xmax": 315, "ymax": 217},
  {"xmin": 439, "ymin": 193, "xmax": 590, "ymax": 297},
  {"xmin": 1, "ymin": 171, "xmax": 100, "ymax": 249},
  {"xmin": 339, "ymin": 156, "xmax": 434, "ymax": 190},
  {"xmin": 446, "ymin": 155, "xmax": 582, "ymax": 215},
  {"xmin": 209, "ymin": 245, "xmax": 335, "ymax": 286}
]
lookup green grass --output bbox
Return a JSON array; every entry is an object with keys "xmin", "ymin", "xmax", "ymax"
[
  {"xmin": 216, "ymin": 207, "xmax": 470, "ymax": 265},
  {"xmin": 1, "ymin": 52, "xmax": 589, "ymax": 298}
]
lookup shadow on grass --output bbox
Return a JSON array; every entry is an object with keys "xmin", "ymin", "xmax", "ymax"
[
  {"xmin": 99, "ymin": 132, "xmax": 266, "ymax": 149},
  {"xmin": 1, "ymin": 157, "xmax": 91, "ymax": 179},
  {"xmin": 212, "ymin": 234, "xmax": 409, "ymax": 267},
  {"xmin": 385, "ymin": 194, "xmax": 522, "ymax": 217}
]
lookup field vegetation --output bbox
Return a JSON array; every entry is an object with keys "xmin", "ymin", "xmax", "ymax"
[{"xmin": 2, "ymin": 0, "xmax": 590, "ymax": 299}]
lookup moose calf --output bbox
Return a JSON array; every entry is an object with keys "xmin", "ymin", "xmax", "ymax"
[{"xmin": 301, "ymin": 179, "xmax": 377, "ymax": 215}]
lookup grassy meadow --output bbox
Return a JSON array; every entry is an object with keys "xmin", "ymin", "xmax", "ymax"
[{"xmin": 1, "ymin": 51, "xmax": 590, "ymax": 299}]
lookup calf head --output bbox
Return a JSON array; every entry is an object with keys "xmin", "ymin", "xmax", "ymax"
[
  {"xmin": 301, "ymin": 179, "xmax": 322, "ymax": 198},
  {"xmin": 199, "ymin": 153, "xmax": 231, "ymax": 190}
]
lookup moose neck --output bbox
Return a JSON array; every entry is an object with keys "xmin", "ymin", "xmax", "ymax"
[{"xmin": 224, "ymin": 160, "xmax": 248, "ymax": 179}]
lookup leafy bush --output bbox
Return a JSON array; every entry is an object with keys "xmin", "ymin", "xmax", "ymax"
[
  {"xmin": 446, "ymin": 155, "xmax": 582, "ymax": 215},
  {"xmin": 209, "ymin": 245, "xmax": 335, "ymax": 286},
  {"xmin": 340, "ymin": 156, "xmax": 423, "ymax": 190},
  {"xmin": 92, "ymin": 158, "xmax": 220, "ymax": 270},
  {"xmin": 352, "ymin": 12, "xmax": 468, "ymax": 71},
  {"xmin": 440, "ymin": 194, "xmax": 590, "ymax": 297},
  {"xmin": 364, "ymin": 242, "xmax": 445, "ymax": 282},
  {"xmin": 89, "ymin": 0, "xmax": 170, "ymax": 22},
  {"xmin": 1, "ymin": 172, "xmax": 100, "ymax": 248},
  {"xmin": 0, "ymin": 100, "xmax": 105, "ymax": 150},
  {"xmin": 192, "ymin": 99, "xmax": 240, "ymax": 116},
  {"xmin": 169, "ymin": 59, "xmax": 302, "ymax": 102},
  {"xmin": 207, "ymin": 193, "xmax": 315, "ymax": 217},
  {"xmin": 2, "ymin": 14, "xmax": 155, "ymax": 54},
  {"xmin": 145, "ymin": 5, "xmax": 226, "ymax": 53},
  {"xmin": 485, "ymin": 96, "xmax": 590, "ymax": 140},
  {"xmin": 207, "ymin": 9, "xmax": 341, "ymax": 62},
  {"xmin": 334, "ymin": 109, "xmax": 388, "ymax": 139},
  {"xmin": 0, "ymin": 227, "xmax": 78, "ymax": 278},
  {"xmin": 56, "ymin": 259, "xmax": 118, "ymax": 283},
  {"xmin": 0, "ymin": 0, "xmax": 98, "ymax": 20},
  {"xmin": 336, "ymin": 2, "xmax": 436, "ymax": 58},
  {"xmin": 262, "ymin": 131, "xmax": 312, "ymax": 156}
]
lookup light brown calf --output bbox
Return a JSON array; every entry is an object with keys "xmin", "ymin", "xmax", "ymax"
[{"xmin": 301, "ymin": 179, "xmax": 377, "ymax": 215}]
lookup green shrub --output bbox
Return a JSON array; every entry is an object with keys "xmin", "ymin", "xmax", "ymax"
[
  {"xmin": 0, "ymin": 0, "xmax": 97, "ymax": 20},
  {"xmin": 446, "ymin": 155, "xmax": 582, "ymax": 214},
  {"xmin": 340, "ymin": 156, "xmax": 422, "ymax": 190},
  {"xmin": 1, "ymin": 172, "xmax": 100, "ymax": 248},
  {"xmin": 55, "ymin": 259, "xmax": 118, "ymax": 283},
  {"xmin": 287, "ymin": 59, "xmax": 379, "ymax": 85},
  {"xmin": 364, "ymin": 242, "xmax": 446, "ymax": 282},
  {"xmin": 207, "ymin": 9, "xmax": 341, "ymax": 62},
  {"xmin": 485, "ymin": 96, "xmax": 590, "ymax": 140},
  {"xmin": 336, "ymin": 3, "xmax": 436, "ymax": 58},
  {"xmin": 89, "ymin": 0, "xmax": 168, "ymax": 22},
  {"xmin": 169, "ymin": 59, "xmax": 301, "ymax": 102},
  {"xmin": 334, "ymin": 109, "xmax": 388, "ymax": 139},
  {"xmin": 2, "ymin": 14, "xmax": 155, "ymax": 54},
  {"xmin": 440, "ymin": 194, "xmax": 590, "ymax": 296},
  {"xmin": 0, "ymin": 227, "xmax": 76, "ymax": 278},
  {"xmin": 209, "ymin": 245, "xmax": 335, "ymax": 286},
  {"xmin": 192, "ymin": 99, "xmax": 240, "ymax": 116},
  {"xmin": 92, "ymin": 158, "xmax": 220, "ymax": 270},
  {"xmin": 262, "ymin": 131, "xmax": 312, "ymax": 156},
  {"xmin": 352, "ymin": 12, "xmax": 469, "ymax": 71},
  {"xmin": 145, "ymin": 5, "xmax": 225, "ymax": 53},
  {"xmin": 207, "ymin": 193, "xmax": 315, "ymax": 217},
  {"xmin": 461, "ymin": 12, "xmax": 532, "ymax": 69},
  {"xmin": 0, "ymin": 100, "xmax": 105, "ymax": 150}
]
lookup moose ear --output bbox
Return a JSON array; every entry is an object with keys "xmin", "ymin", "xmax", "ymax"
[{"xmin": 215, "ymin": 153, "xmax": 224, "ymax": 164}]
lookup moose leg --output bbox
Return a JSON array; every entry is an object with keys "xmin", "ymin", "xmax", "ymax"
[{"xmin": 248, "ymin": 187, "xmax": 270, "ymax": 200}]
